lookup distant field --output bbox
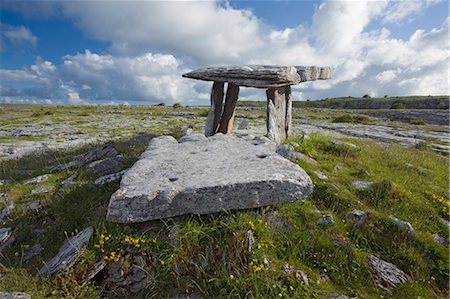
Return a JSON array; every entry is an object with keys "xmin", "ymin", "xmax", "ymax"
[{"xmin": 238, "ymin": 95, "xmax": 449, "ymax": 109}]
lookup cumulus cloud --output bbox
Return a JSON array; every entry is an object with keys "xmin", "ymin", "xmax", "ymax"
[
  {"xmin": 0, "ymin": 0, "xmax": 448, "ymax": 104},
  {"xmin": 0, "ymin": 23, "xmax": 38, "ymax": 47},
  {"xmin": 382, "ymin": 0, "xmax": 443, "ymax": 24}
]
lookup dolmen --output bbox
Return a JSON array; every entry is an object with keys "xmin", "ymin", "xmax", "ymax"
[
  {"xmin": 183, "ymin": 65, "xmax": 333, "ymax": 143},
  {"xmin": 107, "ymin": 134, "xmax": 313, "ymax": 223}
]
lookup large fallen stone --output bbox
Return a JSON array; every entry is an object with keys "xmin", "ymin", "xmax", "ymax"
[
  {"xmin": 39, "ymin": 227, "xmax": 93, "ymax": 277},
  {"xmin": 87, "ymin": 156, "xmax": 130, "ymax": 176},
  {"xmin": 367, "ymin": 255, "xmax": 408, "ymax": 291},
  {"xmin": 107, "ymin": 134, "xmax": 313, "ymax": 223}
]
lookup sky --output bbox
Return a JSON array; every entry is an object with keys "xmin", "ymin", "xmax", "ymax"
[{"xmin": 0, "ymin": 0, "xmax": 448, "ymax": 106}]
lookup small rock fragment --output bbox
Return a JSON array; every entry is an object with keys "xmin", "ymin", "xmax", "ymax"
[
  {"xmin": 346, "ymin": 210, "xmax": 368, "ymax": 227},
  {"xmin": 317, "ymin": 214, "xmax": 335, "ymax": 226},
  {"xmin": 238, "ymin": 119, "xmax": 250, "ymax": 130},
  {"xmin": 0, "ymin": 179, "xmax": 13, "ymax": 186},
  {"xmin": 314, "ymin": 171, "xmax": 329, "ymax": 180},
  {"xmin": 23, "ymin": 200, "xmax": 42, "ymax": 212},
  {"xmin": 30, "ymin": 185, "xmax": 53, "ymax": 195},
  {"xmin": 352, "ymin": 180, "xmax": 373, "ymax": 190},
  {"xmin": 276, "ymin": 144, "xmax": 318, "ymax": 164},
  {"xmin": 23, "ymin": 174, "xmax": 50, "ymax": 185},
  {"xmin": 82, "ymin": 258, "xmax": 107, "ymax": 286},
  {"xmin": 389, "ymin": 216, "xmax": 414, "ymax": 235},
  {"xmin": 87, "ymin": 156, "xmax": 129, "ymax": 176},
  {"xmin": 0, "ymin": 227, "xmax": 15, "ymax": 252},
  {"xmin": 107, "ymin": 253, "xmax": 152, "ymax": 293},
  {"xmin": 95, "ymin": 169, "xmax": 129, "ymax": 185},
  {"xmin": 39, "ymin": 227, "xmax": 93, "ymax": 277},
  {"xmin": 178, "ymin": 133, "xmax": 208, "ymax": 143},
  {"xmin": 32, "ymin": 228, "xmax": 45, "ymax": 238},
  {"xmin": 0, "ymin": 292, "xmax": 31, "ymax": 299},
  {"xmin": 0, "ymin": 201, "xmax": 15, "ymax": 223},
  {"xmin": 367, "ymin": 255, "xmax": 408, "ymax": 291},
  {"xmin": 182, "ymin": 124, "xmax": 194, "ymax": 136},
  {"xmin": 283, "ymin": 263, "xmax": 309, "ymax": 285},
  {"xmin": 330, "ymin": 295, "xmax": 359, "ymax": 299},
  {"xmin": 244, "ymin": 230, "xmax": 255, "ymax": 252},
  {"xmin": 170, "ymin": 293, "xmax": 202, "ymax": 299},
  {"xmin": 433, "ymin": 233, "xmax": 448, "ymax": 246},
  {"xmin": 23, "ymin": 244, "xmax": 44, "ymax": 263}
]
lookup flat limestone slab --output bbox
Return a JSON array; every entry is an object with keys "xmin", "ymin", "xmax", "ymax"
[
  {"xmin": 182, "ymin": 65, "xmax": 333, "ymax": 88},
  {"xmin": 107, "ymin": 134, "xmax": 313, "ymax": 223}
]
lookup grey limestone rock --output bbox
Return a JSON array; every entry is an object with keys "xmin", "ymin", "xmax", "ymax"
[
  {"xmin": 0, "ymin": 293, "xmax": 31, "ymax": 299},
  {"xmin": 282, "ymin": 263, "xmax": 309, "ymax": 285},
  {"xmin": 389, "ymin": 216, "xmax": 414, "ymax": 235},
  {"xmin": 346, "ymin": 210, "xmax": 368, "ymax": 227},
  {"xmin": 0, "ymin": 201, "xmax": 14, "ymax": 223},
  {"xmin": 87, "ymin": 156, "xmax": 129, "ymax": 176},
  {"xmin": 367, "ymin": 255, "xmax": 408, "ymax": 291},
  {"xmin": 352, "ymin": 180, "xmax": 373, "ymax": 190},
  {"xmin": 314, "ymin": 171, "xmax": 329, "ymax": 180},
  {"xmin": 23, "ymin": 174, "xmax": 50, "ymax": 185},
  {"xmin": 95, "ymin": 169, "xmax": 129, "ymax": 185},
  {"xmin": 317, "ymin": 214, "xmax": 335, "ymax": 226},
  {"xmin": 276, "ymin": 144, "xmax": 318, "ymax": 165},
  {"xmin": 0, "ymin": 227, "xmax": 15, "ymax": 252},
  {"xmin": 23, "ymin": 244, "xmax": 44, "ymax": 263},
  {"xmin": 107, "ymin": 134, "xmax": 313, "ymax": 223},
  {"xmin": 30, "ymin": 185, "xmax": 53, "ymax": 195},
  {"xmin": 39, "ymin": 226, "xmax": 93, "ymax": 277},
  {"xmin": 238, "ymin": 119, "xmax": 250, "ymax": 130},
  {"xmin": 433, "ymin": 233, "xmax": 449, "ymax": 246},
  {"xmin": 23, "ymin": 200, "xmax": 42, "ymax": 212}
]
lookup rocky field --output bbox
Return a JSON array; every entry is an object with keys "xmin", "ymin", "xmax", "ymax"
[{"xmin": 0, "ymin": 103, "xmax": 448, "ymax": 298}]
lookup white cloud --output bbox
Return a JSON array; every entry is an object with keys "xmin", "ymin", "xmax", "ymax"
[
  {"xmin": 0, "ymin": 0, "xmax": 448, "ymax": 104},
  {"xmin": 382, "ymin": 0, "xmax": 443, "ymax": 24},
  {"xmin": 0, "ymin": 23, "xmax": 37, "ymax": 47}
]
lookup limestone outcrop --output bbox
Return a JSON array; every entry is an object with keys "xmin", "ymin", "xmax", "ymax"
[{"xmin": 107, "ymin": 134, "xmax": 313, "ymax": 223}]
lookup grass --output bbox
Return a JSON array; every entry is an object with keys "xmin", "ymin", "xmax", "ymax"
[
  {"xmin": 332, "ymin": 114, "xmax": 372, "ymax": 124},
  {"xmin": 0, "ymin": 106, "xmax": 448, "ymax": 298}
]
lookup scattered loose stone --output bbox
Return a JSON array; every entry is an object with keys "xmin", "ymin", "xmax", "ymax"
[
  {"xmin": 275, "ymin": 144, "xmax": 318, "ymax": 164},
  {"xmin": 333, "ymin": 163, "xmax": 343, "ymax": 171},
  {"xmin": 356, "ymin": 167, "xmax": 370, "ymax": 176},
  {"xmin": 252, "ymin": 136, "xmax": 273, "ymax": 146},
  {"xmin": 23, "ymin": 200, "xmax": 42, "ymax": 212},
  {"xmin": 346, "ymin": 210, "xmax": 368, "ymax": 227},
  {"xmin": 367, "ymin": 255, "xmax": 408, "ymax": 291},
  {"xmin": 238, "ymin": 119, "xmax": 250, "ymax": 130},
  {"xmin": 352, "ymin": 180, "xmax": 373, "ymax": 190},
  {"xmin": 95, "ymin": 169, "xmax": 129, "ymax": 185},
  {"xmin": 244, "ymin": 230, "xmax": 255, "ymax": 252},
  {"xmin": 282, "ymin": 263, "xmax": 309, "ymax": 285},
  {"xmin": 0, "ymin": 192, "xmax": 8, "ymax": 202},
  {"xmin": 389, "ymin": 216, "xmax": 414, "ymax": 235},
  {"xmin": 87, "ymin": 156, "xmax": 129, "ymax": 176},
  {"xmin": 0, "ymin": 201, "xmax": 14, "ymax": 223},
  {"xmin": 61, "ymin": 173, "xmax": 77, "ymax": 186},
  {"xmin": 107, "ymin": 253, "xmax": 152, "ymax": 293},
  {"xmin": 23, "ymin": 174, "xmax": 50, "ymax": 185},
  {"xmin": 314, "ymin": 171, "xmax": 329, "ymax": 180},
  {"xmin": 30, "ymin": 185, "xmax": 53, "ymax": 195},
  {"xmin": 54, "ymin": 144, "xmax": 118, "ymax": 171},
  {"xmin": 0, "ymin": 179, "xmax": 13, "ymax": 186},
  {"xmin": 433, "ymin": 233, "xmax": 449, "ymax": 246},
  {"xmin": 0, "ymin": 227, "xmax": 15, "ymax": 252},
  {"xmin": 39, "ymin": 226, "xmax": 93, "ymax": 277},
  {"xmin": 329, "ymin": 140, "xmax": 360, "ymax": 150},
  {"xmin": 0, "ymin": 292, "xmax": 31, "ymax": 299},
  {"xmin": 182, "ymin": 124, "xmax": 194, "ymax": 136},
  {"xmin": 15, "ymin": 170, "xmax": 35, "ymax": 176},
  {"xmin": 107, "ymin": 134, "xmax": 313, "ymax": 223},
  {"xmin": 317, "ymin": 214, "xmax": 335, "ymax": 226},
  {"xmin": 23, "ymin": 244, "xmax": 44, "ymax": 263},
  {"xmin": 82, "ymin": 258, "xmax": 107, "ymax": 286}
]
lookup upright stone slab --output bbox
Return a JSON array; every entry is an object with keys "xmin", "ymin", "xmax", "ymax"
[
  {"xmin": 107, "ymin": 134, "xmax": 313, "ymax": 223},
  {"xmin": 267, "ymin": 87, "xmax": 291, "ymax": 144},
  {"xmin": 204, "ymin": 82, "xmax": 224, "ymax": 137},
  {"xmin": 218, "ymin": 83, "xmax": 240, "ymax": 134}
]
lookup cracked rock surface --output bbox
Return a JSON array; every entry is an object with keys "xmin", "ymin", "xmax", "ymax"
[{"xmin": 107, "ymin": 134, "xmax": 313, "ymax": 223}]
